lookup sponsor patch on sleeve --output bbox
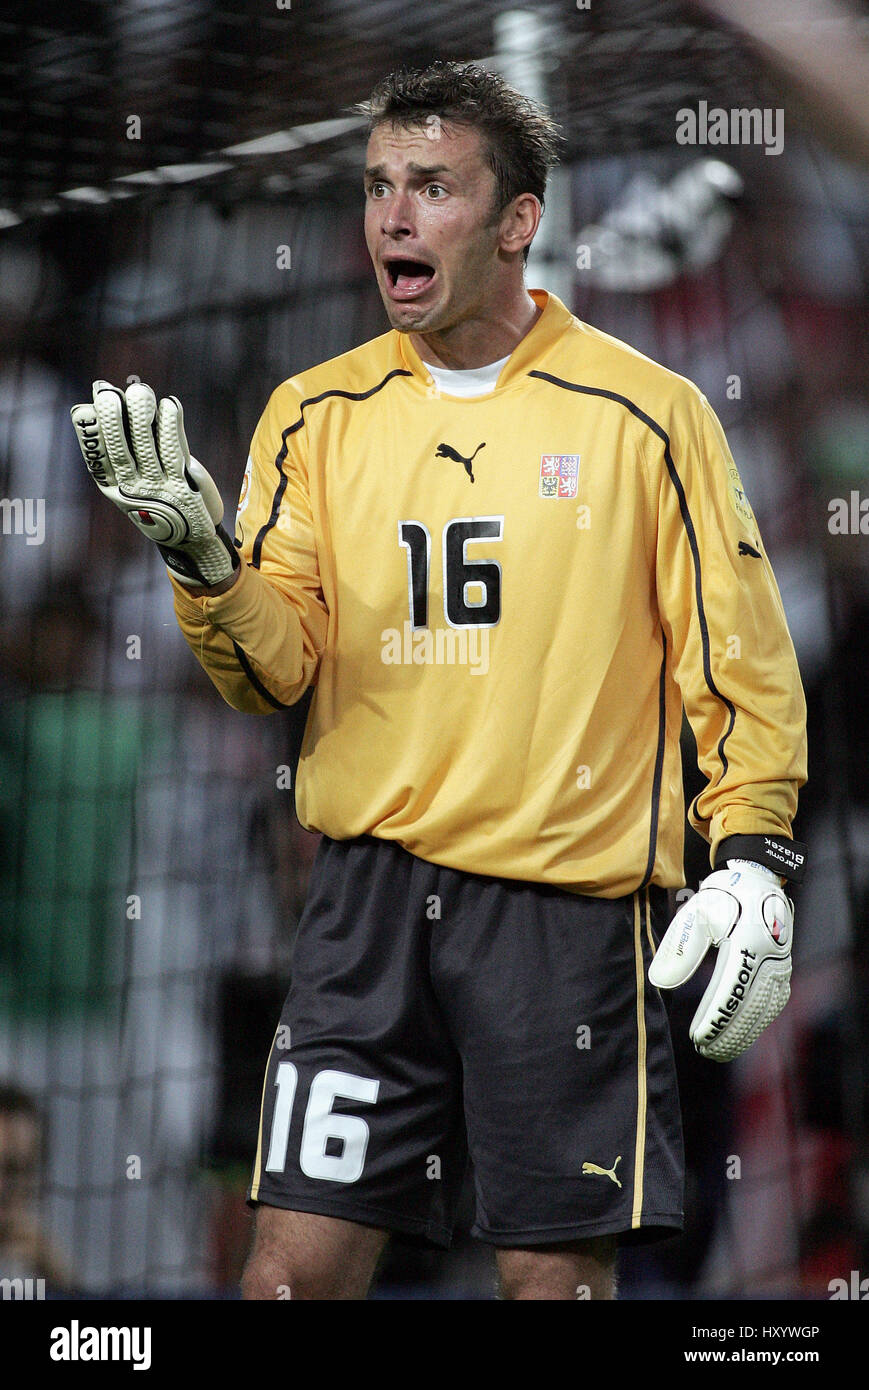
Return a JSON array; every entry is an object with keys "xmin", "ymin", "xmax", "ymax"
[
  {"xmin": 236, "ymin": 454, "xmax": 253, "ymax": 523},
  {"xmin": 726, "ymin": 458, "xmax": 755, "ymax": 529}
]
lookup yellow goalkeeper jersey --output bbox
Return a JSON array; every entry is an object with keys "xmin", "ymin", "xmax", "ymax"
[{"xmin": 170, "ymin": 289, "xmax": 807, "ymax": 897}]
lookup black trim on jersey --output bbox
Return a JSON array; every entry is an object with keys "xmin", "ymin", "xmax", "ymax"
[
  {"xmin": 232, "ymin": 640, "xmax": 293, "ymax": 710},
  {"xmin": 251, "ymin": 369, "xmax": 414, "ymax": 570},
  {"xmin": 640, "ymin": 634, "xmax": 668, "ymax": 888},
  {"xmin": 528, "ymin": 369, "xmax": 737, "ymax": 826}
]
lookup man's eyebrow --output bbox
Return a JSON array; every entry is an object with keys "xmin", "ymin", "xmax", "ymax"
[{"xmin": 364, "ymin": 162, "xmax": 453, "ymax": 181}]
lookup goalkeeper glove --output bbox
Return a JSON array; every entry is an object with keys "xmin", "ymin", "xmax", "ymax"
[
  {"xmin": 648, "ymin": 859, "xmax": 794, "ymax": 1062},
  {"xmin": 70, "ymin": 379, "xmax": 239, "ymax": 588}
]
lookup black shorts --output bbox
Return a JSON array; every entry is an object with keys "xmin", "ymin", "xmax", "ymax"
[{"xmin": 248, "ymin": 834, "xmax": 684, "ymax": 1248}]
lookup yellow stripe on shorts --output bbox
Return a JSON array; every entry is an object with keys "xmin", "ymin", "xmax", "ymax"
[
  {"xmin": 631, "ymin": 890, "xmax": 649, "ymax": 1228},
  {"xmin": 249, "ymin": 1027, "xmax": 279, "ymax": 1201}
]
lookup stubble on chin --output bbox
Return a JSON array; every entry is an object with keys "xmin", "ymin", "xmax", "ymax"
[{"xmin": 382, "ymin": 298, "xmax": 445, "ymax": 335}]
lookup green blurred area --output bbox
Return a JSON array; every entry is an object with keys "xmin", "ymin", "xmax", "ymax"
[{"xmin": 0, "ymin": 692, "xmax": 146, "ymax": 1018}]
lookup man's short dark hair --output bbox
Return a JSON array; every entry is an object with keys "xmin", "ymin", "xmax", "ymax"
[{"xmin": 359, "ymin": 62, "xmax": 562, "ymax": 260}]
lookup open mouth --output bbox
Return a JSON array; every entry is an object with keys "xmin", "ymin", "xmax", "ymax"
[{"xmin": 383, "ymin": 257, "xmax": 436, "ymax": 298}]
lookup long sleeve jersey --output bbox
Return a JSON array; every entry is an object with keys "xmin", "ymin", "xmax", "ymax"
[{"xmin": 170, "ymin": 289, "xmax": 807, "ymax": 898}]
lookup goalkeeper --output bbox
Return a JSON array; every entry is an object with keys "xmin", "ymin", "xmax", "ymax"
[{"xmin": 70, "ymin": 61, "xmax": 807, "ymax": 1300}]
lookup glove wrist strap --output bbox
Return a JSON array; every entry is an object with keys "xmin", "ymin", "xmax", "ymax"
[
  {"xmin": 714, "ymin": 834, "xmax": 806, "ymax": 883},
  {"xmin": 158, "ymin": 524, "xmax": 239, "ymax": 586}
]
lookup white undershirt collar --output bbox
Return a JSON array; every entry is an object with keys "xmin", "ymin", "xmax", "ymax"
[{"xmin": 425, "ymin": 354, "xmax": 511, "ymax": 398}]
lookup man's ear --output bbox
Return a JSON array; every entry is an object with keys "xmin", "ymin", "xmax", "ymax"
[{"xmin": 498, "ymin": 193, "xmax": 542, "ymax": 258}]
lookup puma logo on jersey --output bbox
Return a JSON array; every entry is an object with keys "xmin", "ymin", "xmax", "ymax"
[
  {"xmin": 435, "ymin": 441, "xmax": 485, "ymax": 483},
  {"xmin": 581, "ymin": 1155, "xmax": 622, "ymax": 1188},
  {"xmin": 738, "ymin": 541, "xmax": 761, "ymax": 558}
]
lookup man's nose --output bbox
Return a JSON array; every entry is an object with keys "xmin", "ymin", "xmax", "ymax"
[{"xmin": 381, "ymin": 192, "xmax": 414, "ymax": 237}]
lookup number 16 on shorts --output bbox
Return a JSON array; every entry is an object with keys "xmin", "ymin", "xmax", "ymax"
[{"xmin": 266, "ymin": 1063, "xmax": 380, "ymax": 1184}]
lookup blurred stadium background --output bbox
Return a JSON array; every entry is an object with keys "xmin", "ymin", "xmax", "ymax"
[{"xmin": 0, "ymin": 0, "xmax": 867, "ymax": 1298}]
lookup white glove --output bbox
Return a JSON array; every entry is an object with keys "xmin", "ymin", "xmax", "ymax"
[
  {"xmin": 70, "ymin": 379, "xmax": 239, "ymax": 588},
  {"xmin": 648, "ymin": 861, "xmax": 793, "ymax": 1062}
]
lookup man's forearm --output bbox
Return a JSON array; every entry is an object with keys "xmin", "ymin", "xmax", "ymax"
[{"xmin": 168, "ymin": 560, "xmax": 327, "ymax": 712}]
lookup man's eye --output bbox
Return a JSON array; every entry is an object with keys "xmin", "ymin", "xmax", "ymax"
[
  {"xmin": 369, "ymin": 183, "xmax": 387, "ymax": 197},
  {"xmin": 426, "ymin": 184, "xmax": 446, "ymax": 198}
]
